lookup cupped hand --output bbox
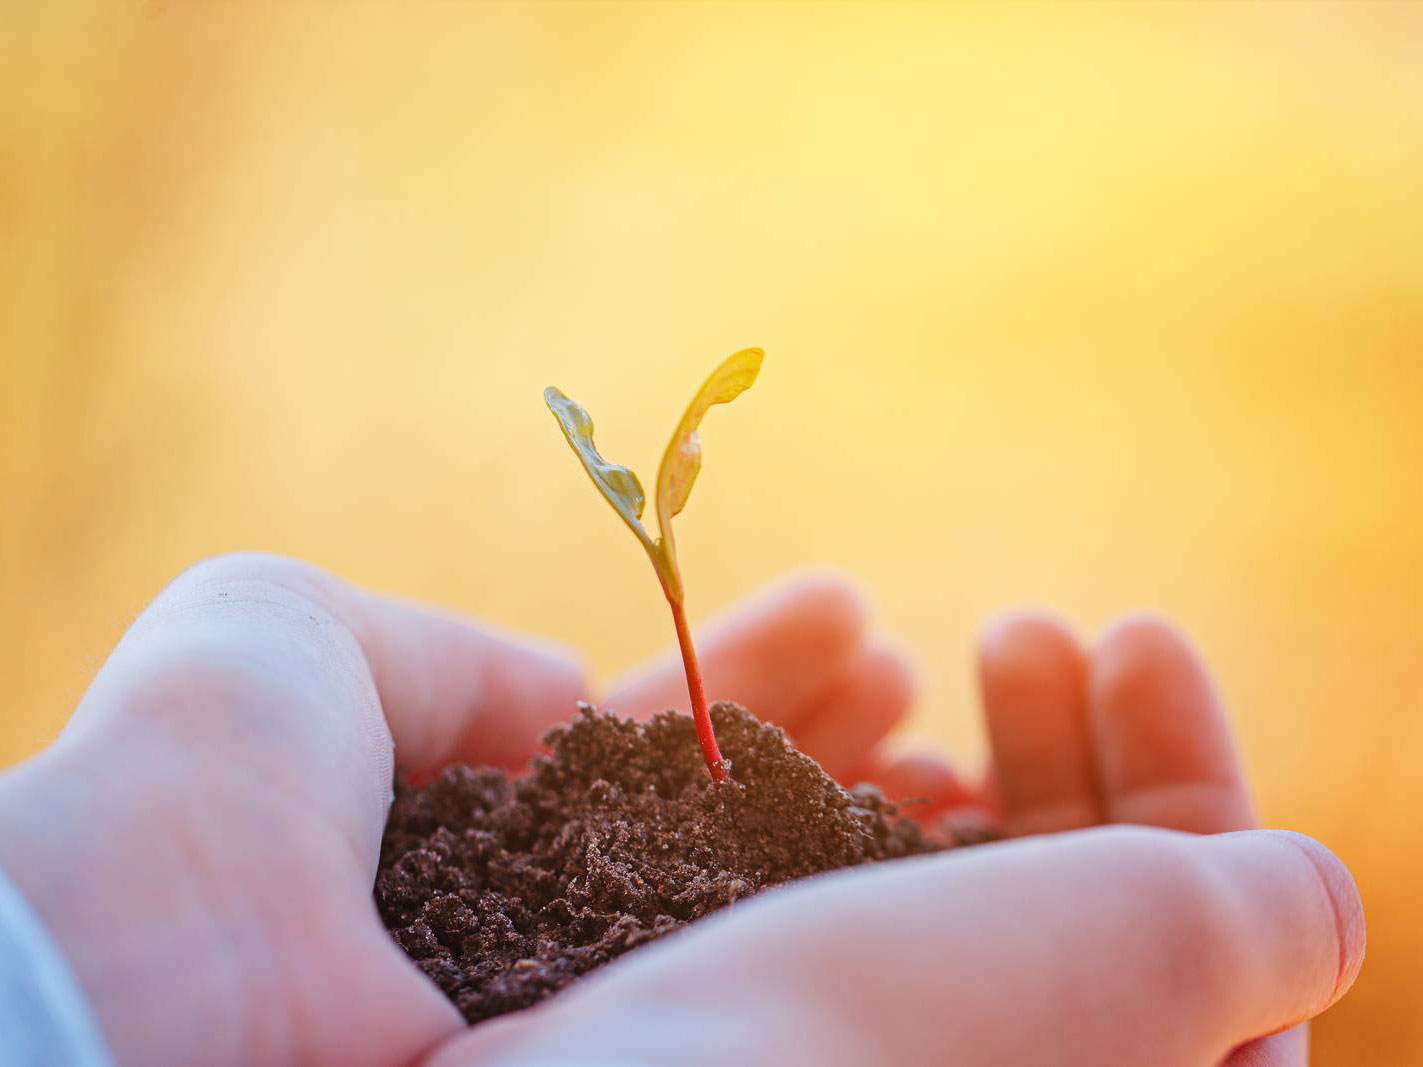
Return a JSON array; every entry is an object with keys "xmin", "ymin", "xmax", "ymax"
[
  {"xmin": 0, "ymin": 555, "xmax": 905, "ymax": 1067},
  {"xmin": 0, "ymin": 555, "xmax": 1364, "ymax": 1067},
  {"xmin": 426, "ymin": 614, "xmax": 1365, "ymax": 1067}
]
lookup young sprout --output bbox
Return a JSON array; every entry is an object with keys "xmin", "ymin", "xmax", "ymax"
[{"xmin": 543, "ymin": 348, "xmax": 764, "ymax": 783}]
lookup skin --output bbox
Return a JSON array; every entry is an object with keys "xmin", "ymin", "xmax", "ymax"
[{"xmin": 0, "ymin": 554, "xmax": 1363, "ymax": 1067}]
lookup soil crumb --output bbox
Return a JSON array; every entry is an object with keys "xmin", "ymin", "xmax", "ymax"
[{"xmin": 377, "ymin": 701, "xmax": 989, "ymax": 1024}]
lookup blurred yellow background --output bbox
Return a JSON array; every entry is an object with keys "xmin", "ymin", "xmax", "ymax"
[{"xmin": 2, "ymin": 2, "xmax": 1419, "ymax": 1061}]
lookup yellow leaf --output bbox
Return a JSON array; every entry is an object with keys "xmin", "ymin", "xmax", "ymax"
[{"xmin": 654, "ymin": 348, "xmax": 764, "ymax": 592}]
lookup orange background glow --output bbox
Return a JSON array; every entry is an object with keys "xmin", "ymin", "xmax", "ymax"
[{"xmin": 2, "ymin": 4, "xmax": 1419, "ymax": 1061}]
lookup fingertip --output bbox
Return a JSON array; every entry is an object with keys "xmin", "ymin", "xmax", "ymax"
[
  {"xmin": 979, "ymin": 608, "xmax": 1078, "ymax": 656},
  {"xmin": 852, "ymin": 642, "xmax": 918, "ymax": 742},
  {"xmin": 372, "ymin": 595, "xmax": 590, "ymax": 776},
  {"xmin": 1199, "ymin": 829, "xmax": 1366, "ymax": 1035},
  {"xmin": 764, "ymin": 569, "xmax": 870, "ymax": 652},
  {"xmin": 1091, "ymin": 612, "xmax": 1203, "ymax": 704},
  {"xmin": 862, "ymin": 641, "xmax": 918, "ymax": 710},
  {"xmin": 513, "ymin": 634, "xmax": 589, "ymax": 713},
  {"xmin": 469, "ymin": 633, "xmax": 588, "ymax": 768},
  {"xmin": 793, "ymin": 643, "xmax": 916, "ymax": 782},
  {"xmin": 1267, "ymin": 831, "xmax": 1367, "ymax": 1004},
  {"xmin": 871, "ymin": 750, "xmax": 971, "ymax": 814},
  {"xmin": 520, "ymin": 633, "xmax": 590, "ymax": 699},
  {"xmin": 979, "ymin": 609, "xmax": 1084, "ymax": 683}
]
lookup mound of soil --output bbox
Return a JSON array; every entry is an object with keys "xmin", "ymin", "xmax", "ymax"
[{"xmin": 377, "ymin": 701, "xmax": 990, "ymax": 1024}]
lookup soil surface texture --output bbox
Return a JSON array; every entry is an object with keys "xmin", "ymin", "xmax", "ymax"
[{"xmin": 377, "ymin": 701, "xmax": 989, "ymax": 1024}]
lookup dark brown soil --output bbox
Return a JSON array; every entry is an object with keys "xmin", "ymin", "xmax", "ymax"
[{"xmin": 377, "ymin": 701, "xmax": 991, "ymax": 1024}]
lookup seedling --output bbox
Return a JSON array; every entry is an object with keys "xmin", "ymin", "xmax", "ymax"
[{"xmin": 544, "ymin": 348, "xmax": 764, "ymax": 783}]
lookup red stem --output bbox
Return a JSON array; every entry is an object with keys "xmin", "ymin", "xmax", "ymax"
[{"xmin": 667, "ymin": 593, "xmax": 728, "ymax": 783}]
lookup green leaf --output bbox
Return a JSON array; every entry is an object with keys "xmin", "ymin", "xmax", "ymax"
[
  {"xmin": 543, "ymin": 386, "xmax": 659, "ymax": 561},
  {"xmin": 654, "ymin": 347, "xmax": 764, "ymax": 585}
]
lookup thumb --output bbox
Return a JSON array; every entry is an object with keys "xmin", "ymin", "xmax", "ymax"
[
  {"xmin": 424, "ymin": 826, "xmax": 1365, "ymax": 1067},
  {"xmin": 67, "ymin": 552, "xmax": 585, "ymax": 859}
]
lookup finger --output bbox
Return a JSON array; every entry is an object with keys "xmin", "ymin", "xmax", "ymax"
[
  {"xmin": 293, "ymin": 905, "xmax": 465, "ymax": 1066},
  {"xmin": 977, "ymin": 611, "xmax": 1099, "ymax": 835},
  {"xmin": 192, "ymin": 554, "xmax": 583, "ymax": 776},
  {"xmin": 858, "ymin": 748, "xmax": 974, "ymax": 816},
  {"xmin": 1091, "ymin": 615, "xmax": 1294, "ymax": 1055},
  {"xmin": 604, "ymin": 571, "xmax": 866, "ymax": 730},
  {"xmin": 789, "ymin": 643, "xmax": 915, "ymax": 782},
  {"xmin": 343, "ymin": 593, "xmax": 585, "ymax": 775},
  {"xmin": 426, "ymin": 827, "xmax": 1364, "ymax": 1067},
  {"xmin": 976, "ymin": 762, "xmax": 1005, "ymax": 819},
  {"xmin": 852, "ymin": 829, "xmax": 1359, "ymax": 1052},
  {"xmin": 1090, "ymin": 614, "xmax": 1253, "ymax": 832},
  {"xmin": 78, "ymin": 554, "xmax": 584, "ymax": 809}
]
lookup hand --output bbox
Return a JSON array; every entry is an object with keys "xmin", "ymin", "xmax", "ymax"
[
  {"xmin": 425, "ymin": 614, "xmax": 1365, "ymax": 1067},
  {"xmin": 0, "ymin": 555, "xmax": 909, "ymax": 1067}
]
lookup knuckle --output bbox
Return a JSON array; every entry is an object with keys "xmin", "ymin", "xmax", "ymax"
[
  {"xmin": 117, "ymin": 554, "xmax": 369, "ymax": 713},
  {"xmin": 157, "ymin": 554, "xmax": 342, "ymax": 632}
]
